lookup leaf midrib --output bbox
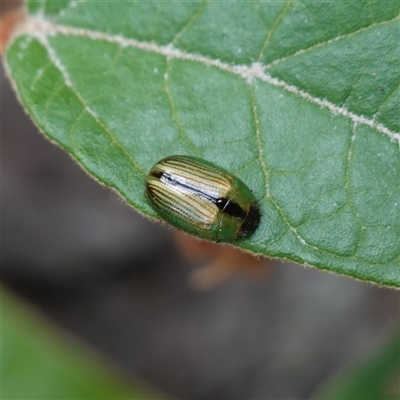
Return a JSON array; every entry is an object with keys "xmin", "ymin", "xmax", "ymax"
[
  {"xmin": 6, "ymin": 12, "xmax": 400, "ymax": 284},
  {"xmin": 12, "ymin": 14, "xmax": 400, "ymax": 146}
]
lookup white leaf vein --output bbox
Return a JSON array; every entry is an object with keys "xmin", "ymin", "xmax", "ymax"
[
  {"xmin": 12, "ymin": 15, "xmax": 400, "ymax": 147},
  {"xmin": 37, "ymin": 33, "xmax": 146, "ymax": 177}
]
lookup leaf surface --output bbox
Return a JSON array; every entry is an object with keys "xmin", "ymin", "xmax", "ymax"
[{"xmin": 5, "ymin": 1, "xmax": 400, "ymax": 287}]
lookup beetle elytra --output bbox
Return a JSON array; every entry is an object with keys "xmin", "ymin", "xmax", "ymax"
[{"xmin": 146, "ymin": 155, "xmax": 260, "ymax": 241}]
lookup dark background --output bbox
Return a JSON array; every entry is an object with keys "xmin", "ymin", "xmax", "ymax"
[{"xmin": 2, "ymin": 62, "xmax": 399, "ymax": 399}]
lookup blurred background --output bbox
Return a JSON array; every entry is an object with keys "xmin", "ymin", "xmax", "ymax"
[{"xmin": 1, "ymin": 21, "xmax": 399, "ymax": 397}]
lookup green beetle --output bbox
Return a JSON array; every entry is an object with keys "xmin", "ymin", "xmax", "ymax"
[{"xmin": 146, "ymin": 155, "xmax": 260, "ymax": 242}]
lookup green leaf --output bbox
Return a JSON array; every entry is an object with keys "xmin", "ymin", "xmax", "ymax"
[
  {"xmin": 1, "ymin": 288, "xmax": 164, "ymax": 399},
  {"xmin": 313, "ymin": 330, "xmax": 400, "ymax": 400},
  {"xmin": 5, "ymin": 1, "xmax": 400, "ymax": 287}
]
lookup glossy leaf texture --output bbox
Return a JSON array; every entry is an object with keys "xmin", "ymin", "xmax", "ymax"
[{"xmin": 5, "ymin": 1, "xmax": 400, "ymax": 287}]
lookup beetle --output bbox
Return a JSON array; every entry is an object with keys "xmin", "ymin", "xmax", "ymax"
[{"xmin": 145, "ymin": 155, "xmax": 260, "ymax": 241}]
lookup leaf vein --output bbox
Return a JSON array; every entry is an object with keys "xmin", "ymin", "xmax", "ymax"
[
  {"xmin": 258, "ymin": 0, "xmax": 292, "ymax": 61},
  {"xmin": 41, "ymin": 35, "xmax": 146, "ymax": 177},
  {"xmin": 164, "ymin": 59, "xmax": 200, "ymax": 156},
  {"xmin": 373, "ymin": 81, "xmax": 400, "ymax": 119},
  {"xmin": 56, "ymin": 0, "xmax": 83, "ymax": 19},
  {"xmin": 250, "ymin": 84, "xmax": 321, "ymax": 252},
  {"xmin": 16, "ymin": 15, "xmax": 400, "ymax": 146},
  {"xmin": 265, "ymin": 14, "xmax": 400, "ymax": 68},
  {"xmin": 171, "ymin": 0, "xmax": 211, "ymax": 44}
]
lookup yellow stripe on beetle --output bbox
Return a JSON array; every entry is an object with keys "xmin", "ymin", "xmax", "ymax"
[{"xmin": 146, "ymin": 155, "xmax": 260, "ymax": 242}]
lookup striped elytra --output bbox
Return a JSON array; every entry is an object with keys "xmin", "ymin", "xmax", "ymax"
[{"xmin": 145, "ymin": 155, "xmax": 260, "ymax": 241}]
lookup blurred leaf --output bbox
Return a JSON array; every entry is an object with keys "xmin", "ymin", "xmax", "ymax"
[
  {"xmin": 5, "ymin": 1, "xmax": 400, "ymax": 287},
  {"xmin": 313, "ymin": 330, "xmax": 400, "ymax": 400},
  {"xmin": 1, "ymin": 288, "xmax": 165, "ymax": 399}
]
